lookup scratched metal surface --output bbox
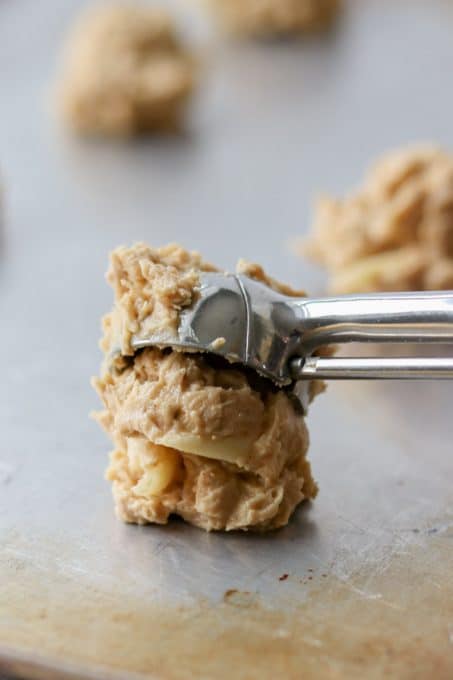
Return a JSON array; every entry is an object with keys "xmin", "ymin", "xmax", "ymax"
[{"xmin": 0, "ymin": 0, "xmax": 452, "ymax": 678}]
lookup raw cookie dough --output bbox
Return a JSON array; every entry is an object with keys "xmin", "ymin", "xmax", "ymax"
[
  {"xmin": 304, "ymin": 145, "xmax": 453, "ymax": 293},
  {"xmin": 205, "ymin": 0, "xmax": 340, "ymax": 37},
  {"xmin": 93, "ymin": 243, "xmax": 321, "ymax": 531},
  {"xmin": 57, "ymin": 4, "xmax": 195, "ymax": 135}
]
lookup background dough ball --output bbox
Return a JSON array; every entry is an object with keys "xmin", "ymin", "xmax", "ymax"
[
  {"xmin": 204, "ymin": 0, "xmax": 341, "ymax": 38},
  {"xmin": 57, "ymin": 3, "xmax": 195, "ymax": 135},
  {"xmin": 304, "ymin": 144, "xmax": 453, "ymax": 293}
]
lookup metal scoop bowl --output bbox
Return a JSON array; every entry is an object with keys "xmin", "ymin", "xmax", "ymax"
[{"xmin": 129, "ymin": 272, "xmax": 453, "ymax": 395}]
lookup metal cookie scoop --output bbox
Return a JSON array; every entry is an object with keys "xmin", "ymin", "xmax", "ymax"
[{"xmin": 130, "ymin": 272, "xmax": 453, "ymax": 387}]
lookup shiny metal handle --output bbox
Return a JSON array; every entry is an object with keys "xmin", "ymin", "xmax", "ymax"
[
  {"xmin": 291, "ymin": 356, "xmax": 453, "ymax": 380},
  {"xmin": 297, "ymin": 290, "xmax": 453, "ymax": 351}
]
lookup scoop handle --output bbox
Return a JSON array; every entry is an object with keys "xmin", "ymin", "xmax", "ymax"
[
  {"xmin": 296, "ymin": 290, "xmax": 453, "ymax": 351},
  {"xmin": 291, "ymin": 355, "xmax": 453, "ymax": 380}
]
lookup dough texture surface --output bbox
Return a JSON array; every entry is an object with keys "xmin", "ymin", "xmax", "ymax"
[
  {"xmin": 305, "ymin": 145, "xmax": 453, "ymax": 293},
  {"xmin": 58, "ymin": 4, "xmax": 195, "ymax": 135},
  {"xmin": 93, "ymin": 243, "xmax": 319, "ymax": 531}
]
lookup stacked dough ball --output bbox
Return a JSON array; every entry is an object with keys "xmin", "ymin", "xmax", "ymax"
[{"xmin": 93, "ymin": 244, "xmax": 320, "ymax": 531}]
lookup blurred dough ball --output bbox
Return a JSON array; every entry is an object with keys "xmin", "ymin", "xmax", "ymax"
[
  {"xmin": 304, "ymin": 144, "xmax": 453, "ymax": 294},
  {"xmin": 204, "ymin": 0, "xmax": 341, "ymax": 37},
  {"xmin": 57, "ymin": 3, "xmax": 195, "ymax": 136}
]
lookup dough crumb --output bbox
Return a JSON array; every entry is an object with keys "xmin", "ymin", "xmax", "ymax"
[
  {"xmin": 304, "ymin": 144, "xmax": 453, "ymax": 293},
  {"xmin": 205, "ymin": 0, "xmax": 341, "ymax": 37},
  {"xmin": 93, "ymin": 243, "xmax": 321, "ymax": 532},
  {"xmin": 57, "ymin": 3, "xmax": 195, "ymax": 136}
]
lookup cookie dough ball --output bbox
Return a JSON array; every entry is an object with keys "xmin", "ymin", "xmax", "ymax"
[
  {"xmin": 206, "ymin": 0, "xmax": 340, "ymax": 38},
  {"xmin": 93, "ymin": 243, "xmax": 321, "ymax": 532},
  {"xmin": 58, "ymin": 4, "xmax": 195, "ymax": 135},
  {"xmin": 305, "ymin": 145, "xmax": 453, "ymax": 293}
]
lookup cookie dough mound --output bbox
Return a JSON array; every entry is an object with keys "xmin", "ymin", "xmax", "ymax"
[
  {"xmin": 206, "ymin": 0, "xmax": 340, "ymax": 37},
  {"xmin": 305, "ymin": 145, "xmax": 453, "ymax": 293},
  {"xmin": 58, "ymin": 4, "xmax": 195, "ymax": 135},
  {"xmin": 93, "ymin": 243, "xmax": 320, "ymax": 531}
]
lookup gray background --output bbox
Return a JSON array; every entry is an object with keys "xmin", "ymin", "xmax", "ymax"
[{"xmin": 0, "ymin": 1, "xmax": 452, "ymax": 678}]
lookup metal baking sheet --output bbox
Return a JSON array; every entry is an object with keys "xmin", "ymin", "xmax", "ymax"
[{"xmin": 0, "ymin": 0, "xmax": 452, "ymax": 678}]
